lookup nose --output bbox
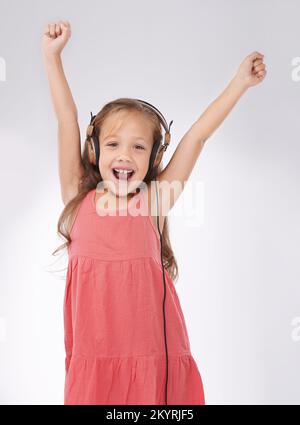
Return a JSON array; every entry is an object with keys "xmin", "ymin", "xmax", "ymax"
[{"xmin": 116, "ymin": 145, "xmax": 133, "ymax": 161}]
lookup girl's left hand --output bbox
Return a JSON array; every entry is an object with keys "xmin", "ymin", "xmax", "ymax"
[{"xmin": 234, "ymin": 51, "xmax": 267, "ymax": 90}]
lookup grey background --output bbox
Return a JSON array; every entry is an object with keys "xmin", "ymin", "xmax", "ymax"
[{"xmin": 0, "ymin": 0, "xmax": 299, "ymax": 404}]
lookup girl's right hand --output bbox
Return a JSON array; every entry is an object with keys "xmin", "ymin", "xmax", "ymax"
[{"xmin": 42, "ymin": 20, "xmax": 71, "ymax": 58}]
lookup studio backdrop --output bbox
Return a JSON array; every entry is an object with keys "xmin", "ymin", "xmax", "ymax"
[{"xmin": 0, "ymin": 0, "xmax": 299, "ymax": 404}]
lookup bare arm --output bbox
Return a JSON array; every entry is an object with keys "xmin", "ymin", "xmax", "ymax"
[
  {"xmin": 42, "ymin": 21, "xmax": 84, "ymax": 205},
  {"xmin": 158, "ymin": 51, "xmax": 267, "ymax": 213}
]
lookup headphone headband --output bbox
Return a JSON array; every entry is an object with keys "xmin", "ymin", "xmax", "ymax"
[{"xmin": 86, "ymin": 99, "xmax": 173, "ymax": 178}]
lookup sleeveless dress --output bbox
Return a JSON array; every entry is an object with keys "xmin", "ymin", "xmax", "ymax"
[{"xmin": 63, "ymin": 187, "xmax": 205, "ymax": 405}]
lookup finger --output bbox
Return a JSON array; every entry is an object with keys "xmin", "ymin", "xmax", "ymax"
[
  {"xmin": 49, "ymin": 23, "xmax": 56, "ymax": 38},
  {"xmin": 253, "ymin": 58, "xmax": 264, "ymax": 67},
  {"xmin": 61, "ymin": 22, "xmax": 69, "ymax": 31},
  {"xmin": 63, "ymin": 22, "xmax": 71, "ymax": 37},
  {"xmin": 257, "ymin": 70, "xmax": 266, "ymax": 79},
  {"xmin": 55, "ymin": 23, "xmax": 61, "ymax": 36},
  {"xmin": 254, "ymin": 63, "xmax": 266, "ymax": 73},
  {"xmin": 249, "ymin": 51, "xmax": 264, "ymax": 62},
  {"xmin": 60, "ymin": 21, "xmax": 67, "ymax": 34}
]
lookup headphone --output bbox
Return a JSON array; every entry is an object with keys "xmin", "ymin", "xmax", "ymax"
[{"xmin": 86, "ymin": 99, "xmax": 173, "ymax": 405}]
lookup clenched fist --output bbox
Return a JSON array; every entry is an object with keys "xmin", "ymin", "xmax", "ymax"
[
  {"xmin": 234, "ymin": 51, "xmax": 267, "ymax": 89},
  {"xmin": 42, "ymin": 20, "xmax": 71, "ymax": 58}
]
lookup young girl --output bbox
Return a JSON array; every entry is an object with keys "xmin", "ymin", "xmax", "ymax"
[{"xmin": 42, "ymin": 20, "xmax": 266, "ymax": 405}]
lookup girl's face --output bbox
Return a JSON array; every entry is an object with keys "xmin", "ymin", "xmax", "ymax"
[{"xmin": 98, "ymin": 111, "xmax": 154, "ymax": 198}]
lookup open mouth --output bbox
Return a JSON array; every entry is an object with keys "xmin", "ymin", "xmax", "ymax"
[{"xmin": 112, "ymin": 168, "xmax": 135, "ymax": 181}]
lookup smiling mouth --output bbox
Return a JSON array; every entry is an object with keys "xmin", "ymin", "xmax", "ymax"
[{"xmin": 112, "ymin": 168, "xmax": 135, "ymax": 181}]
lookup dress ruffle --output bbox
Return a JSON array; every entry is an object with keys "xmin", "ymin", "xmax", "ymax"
[{"xmin": 65, "ymin": 353, "xmax": 204, "ymax": 405}]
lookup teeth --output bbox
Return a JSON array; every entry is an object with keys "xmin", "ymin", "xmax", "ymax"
[{"xmin": 114, "ymin": 168, "xmax": 134, "ymax": 174}]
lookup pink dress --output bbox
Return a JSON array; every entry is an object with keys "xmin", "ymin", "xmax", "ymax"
[{"xmin": 63, "ymin": 187, "xmax": 205, "ymax": 405}]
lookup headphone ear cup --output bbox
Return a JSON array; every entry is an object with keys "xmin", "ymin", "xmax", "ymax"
[
  {"xmin": 153, "ymin": 144, "xmax": 164, "ymax": 169},
  {"xmin": 86, "ymin": 119, "xmax": 100, "ymax": 167},
  {"xmin": 143, "ymin": 141, "xmax": 158, "ymax": 181},
  {"xmin": 92, "ymin": 134, "xmax": 100, "ymax": 166},
  {"xmin": 152, "ymin": 132, "xmax": 170, "ymax": 170},
  {"xmin": 87, "ymin": 139, "xmax": 96, "ymax": 165},
  {"xmin": 87, "ymin": 135, "xmax": 100, "ymax": 167}
]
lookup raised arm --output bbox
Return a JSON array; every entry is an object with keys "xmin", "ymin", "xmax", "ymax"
[
  {"xmin": 157, "ymin": 51, "xmax": 267, "ymax": 214},
  {"xmin": 42, "ymin": 20, "xmax": 84, "ymax": 205}
]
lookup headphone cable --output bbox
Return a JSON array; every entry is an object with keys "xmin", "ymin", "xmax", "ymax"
[{"xmin": 154, "ymin": 177, "xmax": 169, "ymax": 405}]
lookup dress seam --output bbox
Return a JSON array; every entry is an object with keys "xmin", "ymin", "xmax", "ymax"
[
  {"xmin": 71, "ymin": 352, "xmax": 192, "ymax": 360},
  {"xmin": 68, "ymin": 253, "xmax": 163, "ymax": 268}
]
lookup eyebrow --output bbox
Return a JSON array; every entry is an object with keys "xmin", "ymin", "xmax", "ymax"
[{"xmin": 103, "ymin": 135, "xmax": 146, "ymax": 142}]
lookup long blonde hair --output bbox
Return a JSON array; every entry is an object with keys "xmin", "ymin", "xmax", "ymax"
[{"xmin": 52, "ymin": 98, "xmax": 179, "ymax": 282}]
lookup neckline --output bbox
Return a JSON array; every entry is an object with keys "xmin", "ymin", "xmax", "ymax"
[{"xmin": 91, "ymin": 187, "xmax": 146, "ymax": 213}]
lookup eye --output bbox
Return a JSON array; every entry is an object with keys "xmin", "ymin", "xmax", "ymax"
[{"xmin": 106, "ymin": 142, "xmax": 145, "ymax": 150}]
